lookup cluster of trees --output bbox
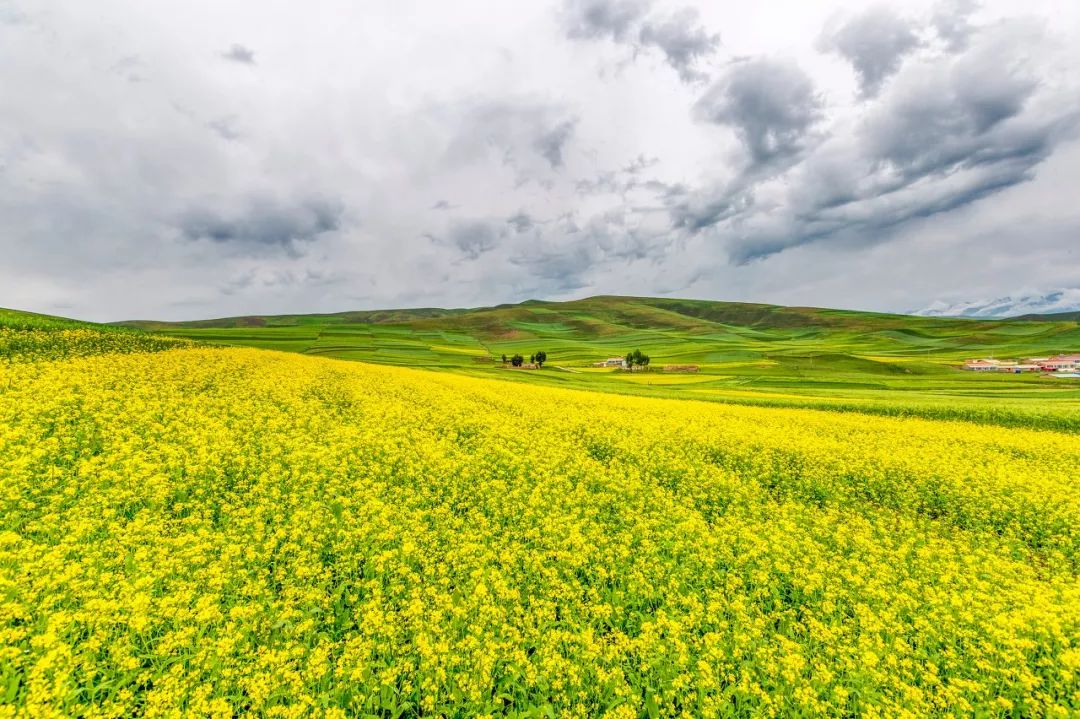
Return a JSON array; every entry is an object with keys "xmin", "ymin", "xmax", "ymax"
[
  {"xmin": 501, "ymin": 350, "xmax": 547, "ymax": 368},
  {"xmin": 625, "ymin": 349, "xmax": 650, "ymax": 370}
]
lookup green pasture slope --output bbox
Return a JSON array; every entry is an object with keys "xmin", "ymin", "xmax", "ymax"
[
  {"xmin": 0, "ymin": 308, "xmax": 192, "ymax": 361},
  {"xmin": 119, "ymin": 296, "xmax": 1080, "ymax": 431}
]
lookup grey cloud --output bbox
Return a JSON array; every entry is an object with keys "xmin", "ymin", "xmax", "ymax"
[
  {"xmin": 669, "ymin": 184, "xmax": 752, "ymax": 231},
  {"xmin": 680, "ymin": 21, "xmax": 1080, "ymax": 265},
  {"xmin": 508, "ymin": 210, "xmax": 670, "ymax": 292},
  {"xmin": 562, "ymin": 0, "xmax": 651, "ymax": 42},
  {"xmin": 207, "ymin": 116, "xmax": 242, "ymax": 142},
  {"xmin": 506, "ymin": 211, "xmax": 535, "ymax": 233},
  {"xmin": 932, "ymin": 0, "xmax": 980, "ymax": 51},
  {"xmin": 110, "ymin": 55, "xmax": 145, "ymax": 83},
  {"xmin": 178, "ymin": 195, "xmax": 344, "ymax": 252},
  {"xmin": 622, "ymin": 154, "xmax": 658, "ymax": 174},
  {"xmin": 863, "ymin": 58, "xmax": 1040, "ymax": 182},
  {"xmin": 575, "ymin": 171, "xmax": 620, "ymax": 194},
  {"xmin": 221, "ymin": 44, "xmax": 256, "ymax": 64},
  {"xmin": 221, "ymin": 267, "xmax": 343, "ymax": 296},
  {"xmin": 438, "ymin": 219, "xmax": 503, "ymax": 260},
  {"xmin": 444, "ymin": 100, "xmax": 578, "ymax": 172},
  {"xmin": 818, "ymin": 6, "xmax": 921, "ymax": 98},
  {"xmin": 575, "ymin": 155, "xmax": 664, "ymax": 196},
  {"xmin": 639, "ymin": 8, "xmax": 720, "ymax": 83},
  {"xmin": 533, "ymin": 119, "xmax": 577, "ymax": 168},
  {"xmin": 695, "ymin": 58, "xmax": 822, "ymax": 170},
  {"xmin": 0, "ymin": 6, "xmax": 27, "ymax": 25},
  {"xmin": 562, "ymin": 0, "xmax": 718, "ymax": 83}
]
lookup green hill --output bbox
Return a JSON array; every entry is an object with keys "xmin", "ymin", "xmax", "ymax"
[
  {"xmin": 118, "ymin": 294, "xmax": 1080, "ymax": 359},
  {"xmin": 0, "ymin": 307, "xmax": 99, "ymax": 331},
  {"xmin": 107, "ymin": 295, "xmax": 1080, "ymax": 430},
  {"xmin": 0, "ymin": 307, "xmax": 193, "ymax": 361}
]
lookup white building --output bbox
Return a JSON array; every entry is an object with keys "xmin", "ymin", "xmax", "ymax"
[{"xmin": 963, "ymin": 359, "xmax": 1004, "ymax": 371}]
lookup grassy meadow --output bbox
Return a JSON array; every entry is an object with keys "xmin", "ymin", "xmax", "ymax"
[
  {"xmin": 0, "ymin": 303, "xmax": 1078, "ymax": 717},
  {"xmin": 123, "ymin": 296, "xmax": 1080, "ymax": 431}
]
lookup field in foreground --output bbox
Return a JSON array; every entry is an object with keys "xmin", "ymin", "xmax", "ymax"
[{"xmin": 1, "ymin": 339, "xmax": 1078, "ymax": 718}]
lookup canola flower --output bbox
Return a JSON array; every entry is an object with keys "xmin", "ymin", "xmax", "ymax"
[
  {"xmin": 0, "ymin": 327, "xmax": 194, "ymax": 363},
  {"xmin": 0, "ymin": 347, "xmax": 1078, "ymax": 718}
]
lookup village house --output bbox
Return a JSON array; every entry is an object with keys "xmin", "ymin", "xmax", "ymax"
[
  {"xmin": 964, "ymin": 354, "xmax": 1080, "ymax": 373},
  {"xmin": 963, "ymin": 359, "xmax": 1005, "ymax": 371},
  {"xmin": 1038, "ymin": 354, "xmax": 1080, "ymax": 371},
  {"xmin": 592, "ymin": 357, "xmax": 627, "ymax": 368}
]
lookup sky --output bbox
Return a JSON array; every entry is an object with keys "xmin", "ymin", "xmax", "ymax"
[{"xmin": 2, "ymin": 0, "xmax": 1079, "ymax": 321}]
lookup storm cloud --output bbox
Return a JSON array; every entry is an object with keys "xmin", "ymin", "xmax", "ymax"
[
  {"xmin": 178, "ymin": 196, "xmax": 344, "ymax": 253},
  {"xmin": 441, "ymin": 99, "xmax": 579, "ymax": 172},
  {"xmin": 674, "ymin": 13, "xmax": 1080, "ymax": 266},
  {"xmin": 562, "ymin": 0, "xmax": 651, "ymax": 41},
  {"xmin": 638, "ymin": 8, "xmax": 720, "ymax": 82},
  {"xmin": 817, "ymin": 5, "xmax": 922, "ymax": 97},
  {"xmin": 694, "ymin": 58, "xmax": 822, "ymax": 170},
  {"xmin": 221, "ymin": 43, "xmax": 256, "ymax": 64},
  {"xmin": 562, "ymin": 0, "xmax": 719, "ymax": 82}
]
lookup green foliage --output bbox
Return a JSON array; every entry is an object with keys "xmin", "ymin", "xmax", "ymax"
[{"xmin": 624, "ymin": 348, "xmax": 650, "ymax": 370}]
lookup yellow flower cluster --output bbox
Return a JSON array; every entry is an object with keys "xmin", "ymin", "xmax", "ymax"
[
  {"xmin": 0, "ymin": 328, "xmax": 193, "ymax": 363},
  {"xmin": 0, "ymin": 348, "xmax": 1078, "ymax": 718}
]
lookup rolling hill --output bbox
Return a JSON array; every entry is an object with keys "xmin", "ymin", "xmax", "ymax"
[
  {"xmin": 117, "ymin": 294, "xmax": 1080, "ymax": 362},
  {"xmin": 109, "ymin": 296, "xmax": 1080, "ymax": 429},
  {"xmin": 6, "ymin": 298, "xmax": 1080, "ymax": 428}
]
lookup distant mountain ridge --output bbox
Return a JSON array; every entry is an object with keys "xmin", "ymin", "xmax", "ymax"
[
  {"xmin": 118, "ymin": 294, "xmax": 1080, "ymax": 333},
  {"xmin": 119, "ymin": 295, "xmax": 941, "ymax": 333},
  {"xmin": 915, "ymin": 290, "xmax": 1080, "ymax": 319},
  {"xmin": 6, "ymin": 291, "xmax": 1078, "ymax": 330}
]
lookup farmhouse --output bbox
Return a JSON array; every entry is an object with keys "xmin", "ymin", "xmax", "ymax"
[
  {"xmin": 966, "ymin": 354, "xmax": 1080, "ymax": 373},
  {"xmin": 965, "ymin": 359, "xmax": 1054, "ymax": 372},
  {"xmin": 963, "ymin": 359, "xmax": 1004, "ymax": 371},
  {"xmin": 593, "ymin": 357, "xmax": 627, "ymax": 368},
  {"xmin": 1038, "ymin": 354, "xmax": 1080, "ymax": 371}
]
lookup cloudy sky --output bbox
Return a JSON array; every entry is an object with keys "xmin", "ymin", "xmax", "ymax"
[{"xmin": 2, "ymin": 0, "xmax": 1079, "ymax": 321}]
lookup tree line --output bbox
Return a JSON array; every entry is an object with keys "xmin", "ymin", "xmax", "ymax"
[{"xmin": 501, "ymin": 351, "xmax": 547, "ymax": 368}]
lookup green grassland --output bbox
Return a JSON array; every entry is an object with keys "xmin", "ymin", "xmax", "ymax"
[
  {"xmin": 0, "ymin": 308, "xmax": 193, "ymax": 362},
  {"xmin": 113, "ymin": 296, "xmax": 1080, "ymax": 431}
]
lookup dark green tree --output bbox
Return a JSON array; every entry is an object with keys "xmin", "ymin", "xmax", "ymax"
[
  {"xmin": 511, "ymin": 354, "xmax": 524, "ymax": 367},
  {"xmin": 626, "ymin": 349, "xmax": 650, "ymax": 370},
  {"xmin": 501, "ymin": 354, "xmax": 508, "ymax": 364},
  {"xmin": 535, "ymin": 350, "xmax": 547, "ymax": 367}
]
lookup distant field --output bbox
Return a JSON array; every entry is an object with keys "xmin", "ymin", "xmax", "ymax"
[{"xmin": 119, "ymin": 295, "xmax": 1080, "ymax": 431}]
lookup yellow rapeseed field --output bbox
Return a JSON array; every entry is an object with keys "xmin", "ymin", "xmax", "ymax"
[{"xmin": 1, "ymin": 346, "xmax": 1078, "ymax": 718}]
